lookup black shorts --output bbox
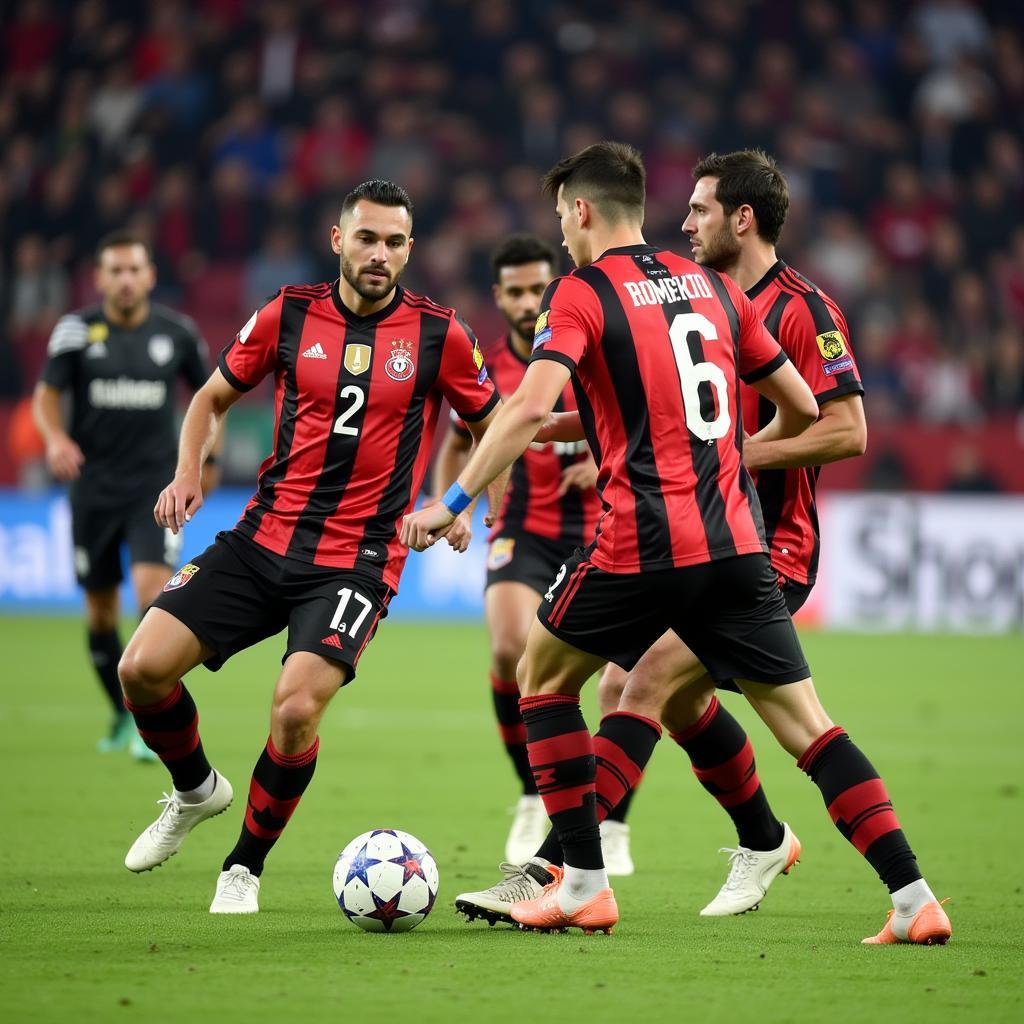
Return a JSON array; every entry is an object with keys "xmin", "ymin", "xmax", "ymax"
[
  {"xmin": 71, "ymin": 490, "xmax": 183, "ymax": 590},
  {"xmin": 781, "ymin": 576, "xmax": 813, "ymax": 615},
  {"xmin": 485, "ymin": 531, "xmax": 577, "ymax": 595},
  {"xmin": 152, "ymin": 531, "xmax": 392, "ymax": 681},
  {"xmin": 537, "ymin": 551, "xmax": 809, "ymax": 686}
]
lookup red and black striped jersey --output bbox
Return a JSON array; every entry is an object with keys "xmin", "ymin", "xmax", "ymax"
[
  {"xmin": 531, "ymin": 243, "xmax": 787, "ymax": 574},
  {"xmin": 743, "ymin": 261, "xmax": 863, "ymax": 585},
  {"xmin": 219, "ymin": 280, "xmax": 499, "ymax": 589},
  {"xmin": 453, "ymin": 336, "xmax": 601, "ymax": 547}
]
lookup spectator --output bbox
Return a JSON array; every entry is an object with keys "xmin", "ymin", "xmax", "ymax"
[{"xmin": 243, "ymin": 223, "xmax": 316, "ymax": 310}]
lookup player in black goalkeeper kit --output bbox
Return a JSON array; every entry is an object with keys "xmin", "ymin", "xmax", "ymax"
[{"xmin": 33, "ymin": 230, "xmax": 215, "ymax": 759}]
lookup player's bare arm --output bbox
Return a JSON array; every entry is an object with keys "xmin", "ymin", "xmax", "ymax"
[
  {"xmin": 744, "ymin": 393, "xmax": 867, "ymax": 471},
  {"xmin": 155, "ymin": 368, "xmax": 245, "ymax": 533},
  {"xmin": 430, "ymin": 423, "xmax": 477, "ymax": 553},
  {"xmin": 464, "ymin": 408, "xmax": 511, "ymax": 532},
  {"xmin": 401, "ymin": 361, "xmax": 570, "ymax": 551},
  {"xmin": 744, "ymin": 359, "xmax": 818, "ymax": 446},
  {"xmin": 32, "ymin": 382, "xmax": 85, "ymax": 481},
  {"xmin": 534, "ymin": 409, "xmax": 585, "ymax": 444}
]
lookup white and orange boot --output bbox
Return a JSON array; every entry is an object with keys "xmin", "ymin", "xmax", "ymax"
[
  {"xmin": 862, "ymin": 899, "xmax": 952, "ymax": 945},
  {"xmin": 511, "ymin": 868, "xmax": 618, "ymax": 935}
]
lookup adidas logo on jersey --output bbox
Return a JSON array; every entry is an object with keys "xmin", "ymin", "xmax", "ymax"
[{"xmin": 302, "ymin": 343, "xmax": 328, "ymax": 360}]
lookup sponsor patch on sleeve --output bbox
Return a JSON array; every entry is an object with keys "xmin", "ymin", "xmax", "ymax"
[
  {"xmin": 532, "ymin": 309, "xmax": 552, "ymax": 350},
  {"xmin": 822, "ymin": 356, "xmax": 854, "ymax": 376},
  {"xmin": 815, "ymin": 330, "xmax": 847, "ymax": 361}
]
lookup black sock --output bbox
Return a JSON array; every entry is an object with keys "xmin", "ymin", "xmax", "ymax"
[
  {"xmin": 799, "ymin": 727, "xmax": 922, "ymax": 893},
  {"xmin": 520, "ymin": 694, "xmax": 601, "ymax": 870},
  {"xmin": 223, "ymin": 738, "xmax": 319, "ymax": 877},
  {"xmin": 672, "ymin": 696, "xmax": 784, "ymax": 851},
  {"xmin": 125, "ymin": 681, "xmax": 212, "ymax": 791},
  {"xmin": 490, "ymin": 673, "xmax": 537, "ymax": 795},
  {"xmin": 88, "ymin": 629, "xmax": 124, "ymax": 713},
  {"xmin": 605, "ymin": 789, "xmax": 634, "ymax": 823},
  {"xmin": 535, "ymin": 711, "xmax": 661, "ymax": 866}
]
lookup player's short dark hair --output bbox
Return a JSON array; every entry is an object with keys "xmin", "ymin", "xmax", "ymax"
[
  {"xmin": 340, "ymin": 179, "xmax": 414, "ymax": 223},
  {"xmin": 692, "ymin": 150, "xmax": 789, "ymax": 245},
  {"xmin": 490, "ymin": 233, "xmax": 559, "ymax": 283},
  {"xmin": 95, "ymin": 229, "xmax": 151, "ymax": 262},
  {"xmin": 542, "ymin": 142, "xmax": 646, "ymax": 224}
]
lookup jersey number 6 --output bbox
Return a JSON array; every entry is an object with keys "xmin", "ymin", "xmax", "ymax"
[{"xmin": 668, "ymin": 312, "xmax": 731, "ymax": 442}]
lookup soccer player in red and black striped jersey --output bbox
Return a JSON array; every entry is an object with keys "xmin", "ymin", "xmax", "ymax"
[
  {"xmin": 434, "ymin": 234, "xmax": 601, "ymax": 868},
  {"xmin": 403, "ymin": 143, "xmax": 951, "ymax": 944},
  {"xmin": 116, "ymin": 180, "xmax": 500, "ymax": 914},
  {"xmin": 593, "ymin": 150, "xmax": 872, "ymax": 916}
]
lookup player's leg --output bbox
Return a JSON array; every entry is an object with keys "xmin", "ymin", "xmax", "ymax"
[
  {"xmin": 736, "ymin": 676, "xmax": 951, "ymax": 945},
  {"xmin": 118, "ymin": 608, "xmax": 233, "ymax": 871},
  {"xmin": 484, "ymin": 578, "xmax": 547, "ymax": 861},
  {"xmin": 85, "ymin": 585, "xmax": 133, "ymax": 751},
  {"xmin": 210, "ymin": 567, "xmax": 392, "ymax": 913},
  {"xmin": 212, "ymin": 651, "xmax": 347, "ymax": 913},
  {"xmin": 594, "ymin": 664, "xmax": 638, "ymax": 875},
  {"xmin": 72, "ymin": 498, "xmax": 131, "ymax": 749},
  {"xmin": 125, "ymin": 505, "xmax": 183, "ymax": 757},
  {"xmin": 119, "ymin": 535, "xmax": 282, "ymax": 875}
]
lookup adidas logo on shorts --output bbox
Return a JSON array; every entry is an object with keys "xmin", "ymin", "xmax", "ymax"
[{"xmin": 302, "ymin": 343, "xmax": 328, "ymax": 360}]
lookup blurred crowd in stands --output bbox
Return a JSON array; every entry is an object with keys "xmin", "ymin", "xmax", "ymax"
[{"xmin": 1, "ymin": 0, "xmax": 1023, "ymax": 488}]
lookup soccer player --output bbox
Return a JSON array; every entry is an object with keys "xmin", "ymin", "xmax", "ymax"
[
  {"xmin": 402, "ymin": 143, "xmax": 951, "ymax": 945},
  {"xmin": 33, "ymin": 231, "xmax": 214, "ymax": 760},
  {"xmin": 433, "ymin": 234, "xmax": 603, "ymax": 866},
  {"xmin": 588, "ymin": 149, "xmax": 869, "ymax": 916},
  {"xmin": 116, "ymin": 180, "xmax": 499, "ymax": 914}
]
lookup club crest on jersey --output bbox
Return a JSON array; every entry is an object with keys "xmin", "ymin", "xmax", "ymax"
[
  {"xmin": 384, "ymin": 339, "xmax": 415, "ymax": 381},
  {"xmin": 488, "ymin": 537, "xmax": 515, "ymax": 571},
  {"xmin": 88, "ymin": 322, "xmax": 109, "ymax": 344},
  {"xmin": 163, "ymin": 563, "xmax": 200, "ymax": 592},
  {"xmin": 344, "ymin": 343, "xmax": 371, "ymax": 375},
  {"xmin": 533, "ymin": 309, "xmax": 552, "ymax": 349},
  {"xmin": 148, "ymin": 334, "xmax": 174, "ymax": 366},
  {"xmin": 816, "ymin": 330, "xmax": 847, "ymax": 361}
]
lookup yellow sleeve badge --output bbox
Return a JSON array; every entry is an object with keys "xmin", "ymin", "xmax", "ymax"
[{"xmin": 815, "ymin": 330, "xmax": 847, "ymax": 361}]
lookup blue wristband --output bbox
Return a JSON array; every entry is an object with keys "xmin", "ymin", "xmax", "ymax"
[{"xmin": 441, "ymin": 482, "xmax": 473, "ymax": 516}]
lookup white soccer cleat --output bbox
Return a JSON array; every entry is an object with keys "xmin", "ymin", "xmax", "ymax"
[
  {"xmin": 124, "ymin": 772, "xmax": 233, "ymax": 872},
  {"xmin": 699, "ymin": 821, "xmax": 801, "ymax": 917},
  {"xmin": 454, "ymin": 860, "xmax": 553, "ymax": 926},
  {"xmin": 600, "ymin": 819, "xmax": 635, "ymax": 877},
  {"xmin": 210, "ymin": 864, "xmax": 260, "ymax": 914},
  {"xmin": 504, "ymin": 795, "xmax": 549, "ymax": 864}
]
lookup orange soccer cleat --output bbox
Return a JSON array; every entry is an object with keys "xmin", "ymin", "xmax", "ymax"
[
  {"xmin": 862, "ymin": 899, "xmax": 952, "ymax": 945},
  {"xmin": 510, "ymin": 873, "xmax": 619, "ymax": 935}
]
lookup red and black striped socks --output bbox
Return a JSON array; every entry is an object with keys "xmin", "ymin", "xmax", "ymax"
[
  {"xmin": 671, "ymin": 696, "xmax": 784, "ymax": 852},
  {"xmin": 533, "ymin": 710, "xmax": 662, "ymax": 867},
  {"xmin": 223, "ymin": 737, "xmax": 319, "ymax": 877},
  {"xmin": 798, "ymin": 726, "xmax": 922, "ymax": 892},
  {"xmin": 490, "ymin": 673, "xmax": 538, "ymax": 795},
  {"xmin": 519, "ymin": 694, "xmax": 601, "ymax": 869},
  {"xmin": 125, "ymin": 681, "xmax": 211, "ymax": 791}
]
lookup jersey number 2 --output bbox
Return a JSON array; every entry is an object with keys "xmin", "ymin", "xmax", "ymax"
[
  {"xmin": 668, "ymin": 312, "xmax": 731, "ymax": 442},
  {"xmin": 333, "ymin": 385, "xmax": 364, "ymax": 436}
]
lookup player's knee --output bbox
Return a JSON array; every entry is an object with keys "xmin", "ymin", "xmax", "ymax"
[
  {"xmin": 598, "ymin": 664, "xmax": 627, "ymax": 709},
  {"xmin": 272, "ymin": 691, "xmax": 323, "ymax": 739},
  {"xmin": 117, "ymin": 646, "xmax": 171, "ymax": 701},
  {"xmin": 490, "ymin": 636, "xmax": 524, "ymax": 682}
]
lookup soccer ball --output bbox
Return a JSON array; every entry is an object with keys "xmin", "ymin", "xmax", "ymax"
[{"xmin": 333, "ymin": 829, "xmax": 439, "ymax": 932}]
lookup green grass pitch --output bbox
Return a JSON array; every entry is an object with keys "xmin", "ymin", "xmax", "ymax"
[{"xmin": 1, "ymin": 618, "xmax": 1021, "ymax": 1023}]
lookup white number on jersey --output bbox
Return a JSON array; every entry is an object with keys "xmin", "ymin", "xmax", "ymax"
[
  {"xmin": 333, "ymin": 385, "xmax": 365, "ymax": 436},
  {"xmin": 668, "ymin": 312, "xmax": 732, "ymax": 442}
]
